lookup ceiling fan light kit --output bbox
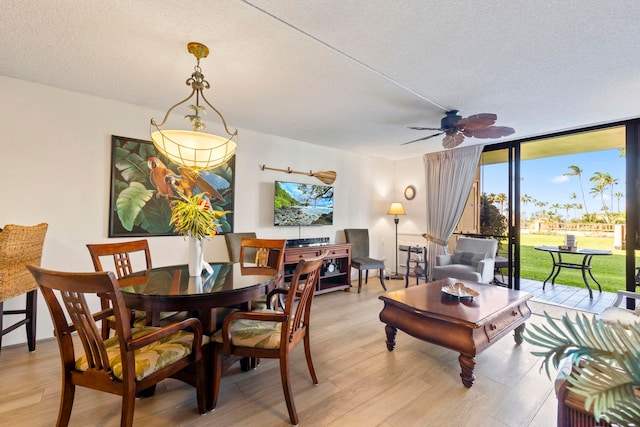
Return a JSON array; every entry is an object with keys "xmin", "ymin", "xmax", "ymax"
[{"xmin": 405, "ymin": 109, "xmax": 515, "ymax": 149}]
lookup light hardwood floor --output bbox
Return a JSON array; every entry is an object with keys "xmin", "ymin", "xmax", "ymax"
[{"xmin": 0, "ymin": 277, "xmax": 580, "ymax": 427}]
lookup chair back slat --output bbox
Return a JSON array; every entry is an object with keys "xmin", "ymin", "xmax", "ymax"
[
  {"xmin": 285, "ymin": 253, "xmax": 325, "ymax": 340},
  {"xmin": 62, "ymin": 289, "xmax": 112, "ymax": 370}
]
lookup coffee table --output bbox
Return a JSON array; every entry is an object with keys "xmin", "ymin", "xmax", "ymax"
[{"xmin": 379, "ymin": 278, "xmax": 532, "ymax": 388}]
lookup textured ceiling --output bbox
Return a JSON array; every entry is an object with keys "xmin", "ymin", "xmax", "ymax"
[{"xmin": 2, "ymin": 1, "xmax": 640, "ymax": 160}]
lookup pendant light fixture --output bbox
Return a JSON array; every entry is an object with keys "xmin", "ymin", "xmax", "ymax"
[{"xmin": 150, "ymin": 42, "xmax": 237, "ymax": 171}]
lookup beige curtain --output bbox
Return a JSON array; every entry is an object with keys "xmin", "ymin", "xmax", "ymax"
[{"xmin": 423, "ymin": 144, "xmax": 484, "ymax": 278}]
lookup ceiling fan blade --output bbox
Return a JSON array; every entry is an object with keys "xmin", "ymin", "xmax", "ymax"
[
  {"xmin": 463, "ymin": 126, "xmax": 515, "ymax": 139},
  {"xmin": 442, "ymin": 132, "xmax": 465, "ymax": 149},
  {"xmin": 407, "ymin": 126, "xmax": 443, "ymax": 131},
  {"xmin": 401, "ymin": 131, "xmax": 444, "ymax": 145},
  {"xmin": 456, "ymin": 113, "xmax": 497, "ymax": 131}
]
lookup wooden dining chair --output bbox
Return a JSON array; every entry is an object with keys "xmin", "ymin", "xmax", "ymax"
[
  {"xmin": 27, "ymin": 265, "xmax": 207, "ymax": 426},
  {"xmin": 87, "ymin": 240, "xmax": 155, "ymax": 339},
  {"xmin": 211, "ymin": 252, "xmax": 326, "ymax": 425},
  {"xmin": 0, "ymin": 223, "xmax": 48, "ymax": 354},
  {"xmin": 239, "ymin": 238, "xmax": 287, "ymax": 310}
]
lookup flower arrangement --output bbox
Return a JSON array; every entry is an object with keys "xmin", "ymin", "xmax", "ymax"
[{"xmin": 169, "ymin": 192, "xmax": 226, "ymax": 239}]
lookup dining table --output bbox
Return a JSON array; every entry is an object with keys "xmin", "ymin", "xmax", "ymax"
[
  {"xmin": 534, "ymin": 245, "xmax": 612, "ymax": 298},
  {"xmin": 119, "ymin": 262, "xmax": 276, "ymax": 410},
  {"xmin": 119, "ymin": 262, "xmax": 277, "ymax": 334}
]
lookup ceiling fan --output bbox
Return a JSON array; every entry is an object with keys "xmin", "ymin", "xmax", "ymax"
[{"xmin": 403, "ymin": 110, "xmax": 515, "ymax": 149}]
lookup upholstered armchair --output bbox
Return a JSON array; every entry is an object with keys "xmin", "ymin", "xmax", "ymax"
[
  {"xmin": 224, "ymin": 232, "xmax": 257, "ymax": 263},
  {"xmin": 431, "ymin": 236, "xmax": 497, "ymax": 283},
  {"xmin": 596, "ymin": 290, "xmax": 640, "ymax": 326}
]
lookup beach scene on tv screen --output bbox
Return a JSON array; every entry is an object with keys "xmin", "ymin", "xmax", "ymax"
[{"xmin": 274, "ymin": 181, "xmax": 334, "ymax": 226}]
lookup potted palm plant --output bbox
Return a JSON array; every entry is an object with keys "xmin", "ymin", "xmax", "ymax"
[
  {"xmin": 169, "ymin": 192, "xmax": 226, "ymax": 276},
  {"xmin": 525, "ymin": 312, "xmax": 640, "ymax": 425}
]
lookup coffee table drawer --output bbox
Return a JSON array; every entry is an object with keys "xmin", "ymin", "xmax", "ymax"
[{"xmin": 484, "ymin": 305, "xmax": 526, "ymax": 340}]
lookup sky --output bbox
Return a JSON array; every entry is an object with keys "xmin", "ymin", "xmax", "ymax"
[{"xmin": 481, "ymin": 148, "xmax": 626, "ymax": 219}]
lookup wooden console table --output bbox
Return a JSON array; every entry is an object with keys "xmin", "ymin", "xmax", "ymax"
[{"xmin": 283, "ymin": 243, "xmax": 351, "ymax": 294}]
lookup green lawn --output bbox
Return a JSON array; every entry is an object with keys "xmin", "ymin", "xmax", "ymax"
[{"xmin": 519, "ymin": 234, "xmax": 632, "ymax": 292}]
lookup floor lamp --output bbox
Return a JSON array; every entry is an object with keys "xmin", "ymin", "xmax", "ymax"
[{"xmin": 387, "ymin": 202, "xmax": 406, "ymax": 279}]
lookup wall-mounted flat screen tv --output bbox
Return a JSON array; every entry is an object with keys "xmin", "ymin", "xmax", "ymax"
[{"xmin": 274, "ymin": 181, "xmax": 334, "ymax": 226}]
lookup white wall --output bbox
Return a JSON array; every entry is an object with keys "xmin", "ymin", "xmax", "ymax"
[{"xmin": 1, "ymin": 76, "xmax": 425, "ymax": 347}]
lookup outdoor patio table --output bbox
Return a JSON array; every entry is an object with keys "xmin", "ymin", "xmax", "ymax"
[{"xmin": 534, "ymin": 246, "xmax": 612, "ymax": 298}]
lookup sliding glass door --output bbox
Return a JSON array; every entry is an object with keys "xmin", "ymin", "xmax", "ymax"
[{"xmin": 480, "ymin": 144, "xmax": 520, "ymax": 289}]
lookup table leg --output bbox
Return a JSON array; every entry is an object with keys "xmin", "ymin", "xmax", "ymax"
[
  {"xmin": 550, "ymin": 252, "xmax": 563, "ymax": 285},
  {"xmin": 584, "ymin": 254, "xmax": 603, "ymax": 294},
  {"xmin": 580, "ymin": 255, "xmax": 595, "ymax": 299},
  {"xmin": 384, "ymin": 325, "xmax": 397, "ymax": 351},
  {"xmin": 458, "ymin": 353, "xmax": 476, "ymax": 388},
  {"xmin": 514, "ymin": 323, "xmax": 526, "ymax": 345},
  {"xmin": 542, "ymin": 251, "xmax": 558, "ymax": 289}
]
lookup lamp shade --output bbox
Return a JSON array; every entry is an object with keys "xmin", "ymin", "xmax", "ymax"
[
  {"xmin": 387, "ymin": 202, "xmax": 406, "ymax": 216},
  {"xmin": 151, "ymin": 129, "xmax": 236, "ymax": 171}
]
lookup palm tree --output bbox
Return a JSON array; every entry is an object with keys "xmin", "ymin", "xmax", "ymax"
[
  {"xmin": 550, "ymin": 203, "xmax": 561, "ymax": 217},
  {"xmin": 535, "ymin": 200, "xmax": 548, "ymax": 219},
  {"xmin": 590, "ymin": 181, "xmax": 607, "ymax": 212},
  {"xmin": 521, "ymin": 194, "xmax": 534, "ymax": 221},
  {"xmin": 562, "ymin": 203, "xmax": 572, "ymax": 220},
  {"xmin": 564, "ymin": 166, "xmax": 589, "ymax": 215},
  {"xmin": 495, "ymin": 193, "xmax": 507, "ymax": 215},
  {"xmin": 590, "ymin": 171, "xmax": 617, "ymax": 212},
  {"xmin": 614, "ymin": 191, "xmax": 624, "ymax": 212},
  {"xmin": 574, "ymin": 203, "xmax": 582, "ymax": 219}
]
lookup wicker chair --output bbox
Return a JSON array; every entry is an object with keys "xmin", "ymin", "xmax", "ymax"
[{"xmin": 0, "ymin": 223, "xmax": 48, "ymax": 353}]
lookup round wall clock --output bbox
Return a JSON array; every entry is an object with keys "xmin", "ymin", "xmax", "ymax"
[{"xmin": 404, "ymin": 185, "xmax": 416, "ymax": 200}]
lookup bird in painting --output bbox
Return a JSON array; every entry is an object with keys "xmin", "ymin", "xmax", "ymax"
[
  {"xmin": 165, "ymin": 167, "xmax": 227, "ymax": 202},
  {"xmin": 148, "ymin": 157, "xmax": 175, "ymax": 199}
]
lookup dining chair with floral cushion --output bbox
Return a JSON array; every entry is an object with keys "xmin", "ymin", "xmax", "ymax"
[
  {"xmin": 238, "ymin": 237, "xmax": 287, "ymax": 310},
  {"xmin": 27, "ymin": 265, "xmax": 207, "ymax": 426},
  {"xmin": 0, "ymin": 223, "xmax": 48, "ymax": 354},
  {"xmin": 87, "ymin": 240, "xmax": 155, "ymax": 338},
  {"xmin": 211, "ymin": 252, "xmax": 326, "ymax": 425}
]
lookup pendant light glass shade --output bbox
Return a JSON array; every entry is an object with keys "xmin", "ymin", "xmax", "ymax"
[{"xmin": 150, "ymin": 42, "xmax": 237, "ymax": 171}]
